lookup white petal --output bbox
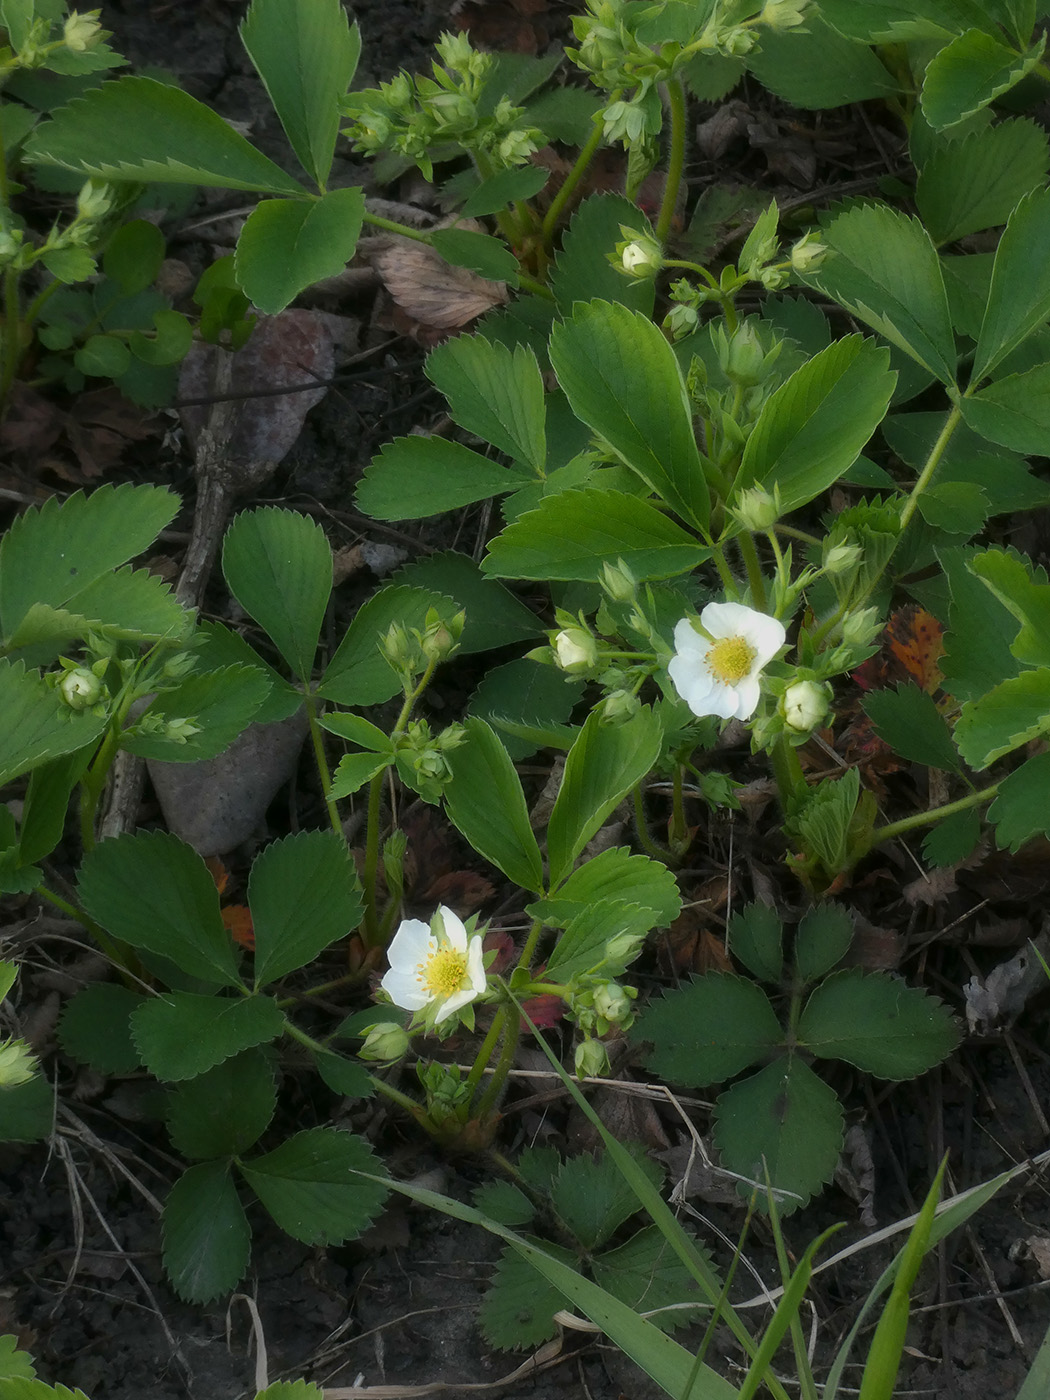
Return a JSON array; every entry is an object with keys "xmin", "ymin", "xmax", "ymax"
[
  {"xmin": 731, "ymin": 677, "xmax": 761, "ymax": 719},
  {"xmin": 380, "ymin": 967, "xmax": 430, "ymax": 1010},
  {"xmin": 434, "ymin": 988, "xmax": 476, "ymax": 1024},
  {"xmin": 385, "ymin": 918, "xmax": 434, "ymax": 974},
  {"xmin": 699, "ymin": 600, "xmax": 758, "ymax": 639},
  {"xmin": 704, "ymin": 681, "xmax": 745, "ymax": 720},
  {"xmin": 668, "ymin": 655, "xmax": 714, "ymax": 714},
  {"xmin": 465, "ymin": 935, "xmax": 487, "ymax": 993},
  {"xmin": 746, "ymin": 613, "xmax": 787, "ymax": 665},
  {"xmin": 434, "ymin": 905, "xmax": 468, "ymax": 951},
  {"xmin": 672, "ymin": 616, "xmax": 706, "ymax": 654}
]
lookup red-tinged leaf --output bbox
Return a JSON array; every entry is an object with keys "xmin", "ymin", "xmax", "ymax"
[
  {"xmin": 521, "ymin": 994, "xmax": 565, "ymax": 1028},
  {"xmin": 205, "ymin": 855, "xmax": 230, "ymax": 895},
  {"xmin": 483, "ymin": 928, "xmax": 516, "ymax": 977},
  {"xmin": 222, "ymin": 904, "xmax": 255, "ymax": 950},
  {"xmin": 853, "ymin": 606, "xmax": 944, "ymax": 693}
]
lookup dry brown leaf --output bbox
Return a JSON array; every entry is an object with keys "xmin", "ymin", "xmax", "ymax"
[{"xmin": 370, "ymin": 219, "xmax": 508, "ymax": 332}]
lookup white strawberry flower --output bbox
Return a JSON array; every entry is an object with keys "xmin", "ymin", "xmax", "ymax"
[
  {"xmin": 381, "ymin": 905, "xmax": 487, "ymax": 1027},
  {"xmin": 669, "ymin": 602, "xmax": 786, "ymax": 721}
]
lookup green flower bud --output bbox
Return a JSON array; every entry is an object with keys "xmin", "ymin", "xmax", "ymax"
[
  {"xmin": 759, "ymin": 0, "xmax": 811, "ymax": 31},
  {"xmin": 574, "ymin": 1037, "xmax": 611, "ymax": 1079},
  {"xmin": 841, "ymin": 607, "xmax": 882, "ymax": 647},
  {"xmin": 63, "ymin": 10, "xmax": 103, "ymax": 51},
  {"xmin": 732, "ymin": 484, "xmax": 781, "ymax": 531},
  {"xmin": 790, "ymin": 231, "xmax": 827, "ymax": 273},
  {"xmin": 782, "ymin": 680, "xmax": 829, "ymax": 733},
  {"xmin": 592, "ymin": 981, "xmax": 632, "ymax": 1024},
  {"xmin": 59, "ymin": 666, "xmax": 104, "ymax": 710},
  {"xmin": 824, "ymin": 541, "xmax": 863, "ymax": 575},
  {"xmin": 359, "ymin": 1021, "xmax": 411, "ymax": 1063},
  {"xmin": 602, "ymin": 689, "xmax": 640, "ymax": 723},
  {"xmin": 554, "ymin": 627, "xmax": 598, "ymax": 674},
  {"xmin": 0, "ymin": 1037, "xmax": 39, "ymax": 1089},
  {"xmin": 600, "ymin": 559, "xmax": 638, "ymax": 603},
  {"xmin": 617, "ymin": 229, "xmax": 662, "ymax": 277}
]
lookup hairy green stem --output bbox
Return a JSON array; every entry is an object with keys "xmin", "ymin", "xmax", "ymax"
[
  {"xmin": 898, "ymin": 403, "xmax": 962, "ymax": 533},
  {"xmin": 474, "ymin": 1002, "xmax": 521, "ymax": 1120},
  {"xmin": 656, "ymin": 77, "xmax": 687, "ymax": 244},
  {"xmin": 464, "ymin": 1005, "xmax": 507, "ymax": 1099},
  {"xmin": 305, "ymin": 692, "xmax": 342, "ymax": 838},
  {"xmin": 541, "ymin": 98, "xmax": 616, "ymax": 245},
  {"xmin": 867, "ymin": 782, "xmax": 998, "ymax": 850},
  {"xmin": 516, "ymin": 916, "xmax": 547, "ymax": 973},
  {"xmin": 770, "ymin": 733, "xmax": 806, "ymax": 812},
  {"xmin": 737, "ymin": 530, "xmax": 768, "ymax": 611},
  {"xmin": 632, "ymin": 780, "xmax": 673, "ymax": 863},
  {"xmin": 361, "ymin": 210, "xmax": 433, "ymax": 243}
]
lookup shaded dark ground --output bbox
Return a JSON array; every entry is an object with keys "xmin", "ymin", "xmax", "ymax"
[{"xmin": 2, "ymin": 2, "xmax": 1050, "ymax": 1397}]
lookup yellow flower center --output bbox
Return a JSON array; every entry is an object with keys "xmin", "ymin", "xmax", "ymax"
[
  {"xmin": 706, "ymin": 635, "xmax": 756, "ymax": 685},
  {"xmin": 418, "ymin": 946, "xmax": 468, "ymax": 999}
]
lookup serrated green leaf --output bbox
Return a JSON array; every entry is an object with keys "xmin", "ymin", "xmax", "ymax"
[
  {"xmin": 25, "ymin": 75, "xmax": 306, "ymax": 193},
  {"xmin": 968, "ymin": 547, "xmax": 1050, "ymax": 666},
  {"xmin": 727, "ymin": 903, "xmax": 783, "ymax": 984},
  {"xmin": 472, "ymin": 1180, "xmax": 535, "ymax": 1228},
  {"xmin": 234, "ymin": 187, "xmax": 365, "ymax": 315},
  {"xmin": 483, "ymin": 487, "xmax": 710, "ymax": 582},
  {"xmin": 552, "ymin": 1146, "xmax": 661, "ymax": 1250},
  {"xmin": 327, "ymin": 750, "xmax": 392, "ymax": 799},
  {"xmin": 194, "ymin": 621, "xmax": 304, "ymax": 725},
  {"xmin": 916, "ymin": 479, "xmax": 989, "ymax": 537},
  {"xmin": 239, "ymin": 1127, "xmax": 388, "ymax": 1245},
  {"xmin": 469, "ymin": 658, "xmax": 581, "ymax": 760},
  {"xmin": 356, "ymin": 435, "xmax": 532, "ymax": 521},
  {"xmin": 255, "ymin": 1383, "xmax": 325, "ymax": 1400},
  {"xmin": 222, "ymin": 507, "xmax": 332, "ymax": 681},
  {"xmin": 738, "ymin": 335, "xmax": 896, "ymax": 512},
  {"xmin": 129, "ymin": 307, "xmax": 194, "ymax": 366},
  {"xmin": 240, "ymin": 0, "xmax": 359, "ymax": 187},
  {"xmin": 799, "ymin": 970, "xmax": 961, "ymax": 1077},
  {"xmin": 631, "ymin": 974, "xmax": 783, "ymax": 1086},
  {"xmin": 249, "ymin": 831, "xmax": 361, "ymax": 986},
  {"xmin": 0, "ymin": 1332, "xmax": 36, "ymax": 1380},
  {"xmin": 955, "ymin": 667, "xmax": 1050, "ymax": 767},
  {"xmin": 592, "ymin": 1226, "xmax": 706, "ymax": 1333},
  {"xmin": 973, "ymin": 188, "xmax": 1050, "ymax": 383},
  {"xmin": 0, "ymin": 661, "xmax": 105, "ymax": 787},
  {"xmin": 430, "ymin": 228, "xmax": 518, "ymax": 284},
  {"xmin": 8, "ymin": 566, "xmax": 189, "ymax": 652},
  {"xmin": 311, "ymin": 1047, "xmax": 372, "ymax": 1098},
  {"xmin": 863, "ymin": 683, "xmax": 961, "ymax": 771},
  {"xmin": 461, "ymin": 163, "xmax": 550, "ymax": 216},
  {"xmin": 479, "ymin": 1240, "xmax": 577, "ymax": 1349},
  {"xmin": 545, "ymin": 847, "xmax": 681, "ymax": 926},
  {"xmin": 162, "ymin": 1160, "xmax": 251, "ymax": 1304},
  {"xmin": 916, "ymin": 117, "xmax": 1048, "ymax": 245},
  {"xmin": 425, "ymin": 335, "xmax": 545, "ymax": 471},
  {"xmin": 78, "ymin": 831, "xmax": 241, "ymax": 987},
  {"xmin": 444, "ymin": 718, "xmax": 544, "ymax": 893},
  {"xmin": 988, "ymin": 751, "xmax": 1050, "ymax": 852},
  {"xmin": 0, "ymin": 483, "xmax": 178, "ymax": 643},
  {"xmin": 921, "ymin": 29, "xmax": 1045, "ymax": 131},
  {"xmin": 922, "ymin": 806, "xmax": 982, "ymax": 866},
  {"xmin": 550, "ymin": 194, "xmax": 655, "ymax": 317},
  {"xmin": 549, "ymin": 301, "xmax": 711, "ymax": 532},
  {"xmin": 132, "ymin": 992, "xmax": 284, "ymax": 1081},
  {"xmin": 394, "ymin": 551, "xmax": 542, "ymax": 654},
  {"xmin": 547, "ymin": 706, "xmax": 663, "ymax": 889},
  {"xmin": 713, "ymin": 1059, "xmax": 843, "ymax": 1214},
  {"xmin": 122, "ymin": 664, "xmax": 271, "ymax": 762},
  {"xmin": 0, "ymin": 1074, "xmax": 52, "ymax": 1143},
  {"xmin": 58, "ymin": 984, "xmax": 144, "ymax": 1075},
  {"xmin": 938, "ymin": 545, "xmax": 1021, "ymax": 702},
  {"xmin": 746, "ymin": 15, "xmax": 903, "ymax": 107},
  {"xmin": 166, "ymin": 1049, "xmax": 276, "ymax": 1158},
  {"xmin": 962, "ymin": 361, "xmax": 1050, "ymax": 456},
  {"xmin": 882, "ymin": 410, "xmax": 1050, "ymax": 510},
  {"xmin": 795, "ymin": 905, "xmax": 854, "ymax": 984},
  {"xmin": 542, "ymin": 899, "xmax": 660, "ymax": 983},
  {"xmin": 802, "ymin": 205, "xmax": 956, "ymax": 385},
  {"xmin": 318, "ymin": 583, "xmax": 457, "ymax": 706}
]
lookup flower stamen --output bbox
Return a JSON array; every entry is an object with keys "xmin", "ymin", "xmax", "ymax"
[
  {"xmin": 418, "ymin": 947, "xmax": 468, "ymax": 998},
  {"xmin": 706, "ymin": 635, "xmax": 756, "ymax": 684}
]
